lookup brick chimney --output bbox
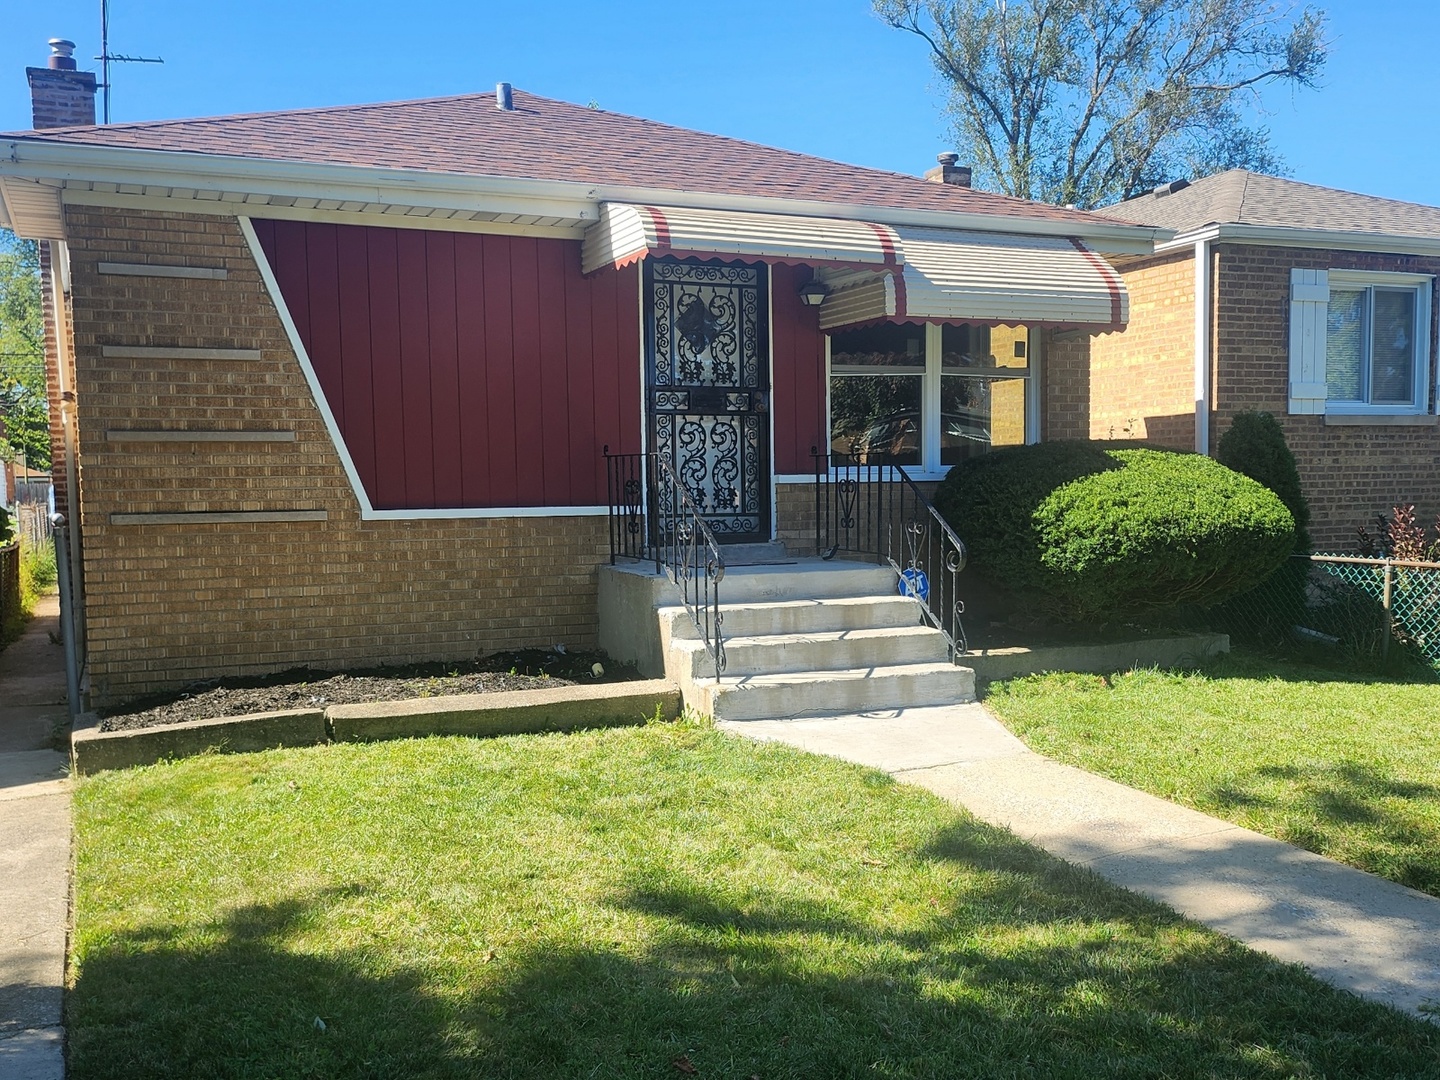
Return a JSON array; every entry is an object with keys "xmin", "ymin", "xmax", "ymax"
[
  {"xmin": 925, "ymin": 152, "xmax": 972, "ymax": 188},
  {"xmin": 27, "ymin": 39, "xmax": 98, "ymax": 129}
]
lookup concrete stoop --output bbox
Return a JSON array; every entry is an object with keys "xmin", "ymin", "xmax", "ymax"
[{"xmin": 648, "ymin": 558, "xmax": 977, "ymax": 722}]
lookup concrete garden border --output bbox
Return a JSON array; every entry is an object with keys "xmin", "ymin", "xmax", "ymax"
[
  {"xmin": 71, "ymin": 679, "xmax": 681, "ymax": 775},
  {"xmin": 962, "ymin": 632, "xmax": 1230, "ymax": 687}
]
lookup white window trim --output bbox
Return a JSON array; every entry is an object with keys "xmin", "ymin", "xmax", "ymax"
[
  {"xmin": 824, "ymin": 323, "xmax": 1035, "ymax": 481},
  {"xmin": 1321, "ymin": 269, "xmax": 1433, "ymax": 417}
]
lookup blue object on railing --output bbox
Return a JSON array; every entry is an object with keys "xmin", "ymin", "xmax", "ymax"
[{"xmin": 898, "ymin": 567, "xmax": 929, "ymax": 604}]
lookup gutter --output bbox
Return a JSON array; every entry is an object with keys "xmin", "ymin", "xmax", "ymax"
[
  {"xmin": 1, "ymin": 139, "xmax": 1167, "ymax": 255},
  {"xmin": 1194, "ymin": 238, "xmax": 1212, "ymax": 456},
  {"xmin": 1158, "ymin": 222, "xmax": 1440, "ymax": 259}
]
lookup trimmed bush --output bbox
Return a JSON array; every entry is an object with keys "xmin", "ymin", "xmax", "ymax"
[
  {"xmin": 1216, "ymin": 411, "xmax": 1310, "ymax": 552},
  {"xmin": 935, "ymin": 441, "xmax": 1296, "ymax": 620}
]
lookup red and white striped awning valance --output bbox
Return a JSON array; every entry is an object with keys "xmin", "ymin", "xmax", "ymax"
[
  {"xmin": 581, "ymin": 203, "xmax": 1127, "ymax": 331},
  {"xmin": 817, "ymin": 227, "xmax": 1127, "ymax": 331},
  {"xmin": 581, "ymin": 202, "xmax": 903, "ymax": 276}
]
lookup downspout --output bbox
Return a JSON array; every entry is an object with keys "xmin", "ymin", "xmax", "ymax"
[
  {"xmin": 1194, "ymin": 238, "xmax": 1212, "ymax": 455},
  {"xmin": 46, "ymin": 238, "xmax": 84, "ymax": 655}
]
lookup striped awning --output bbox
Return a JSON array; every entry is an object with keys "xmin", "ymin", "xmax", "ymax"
[
  {"xmin": 581, "ymin": 202, "xmax": 902, "ymax": 275},
  {"xmin": 582, "ymin": 202, "xmax": 1127, "ymax": 331},
  {"xmin": 817, "ymin": 227, "xmax": 1127, "ymax": 331}
]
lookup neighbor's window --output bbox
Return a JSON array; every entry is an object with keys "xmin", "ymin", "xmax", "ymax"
[
  {"xmin": 1324, "ymin": 273, "xmax": 1431, "ymax": 412},
  {"xmin": 829, "ymin": 322, "xmax": 1032, "ymax": 472}
]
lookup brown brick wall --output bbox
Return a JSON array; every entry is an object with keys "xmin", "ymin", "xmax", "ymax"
[
  {"xmin": 1041, "ymin": 331, "xmax": 1092, "ymax": 441},
  {"xmin": 1090, "ymin": 250, "xmax": 1196, "ymax": 448},
  {"xmin": 1212, "ymin": 243, "xmax": 1440, "ymax": 550},
  {"xmin": 65, "ymin": 207, "xmax": 612, "ymax": 705}
]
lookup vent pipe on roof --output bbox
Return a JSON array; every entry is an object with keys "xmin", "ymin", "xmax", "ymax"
[
  {"xmin": 496, "ymin": 82, "xmax": 514, "ymax": 111},
  {"xmin": 47, "ymin": 38, "xmax": 78, "ymax": 70},
  {"xmin": 925, "ymin": 152, "xmax": 972, "ymax": 188}
]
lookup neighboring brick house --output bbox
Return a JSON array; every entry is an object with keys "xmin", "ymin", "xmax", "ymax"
[
  {"xmin": 0, "ymin": 41, "xmax": 1161, "ymax": 704},
  {"xmin": 1095, "ymin": 169, "xmax": 1440, "ymax": 549}
]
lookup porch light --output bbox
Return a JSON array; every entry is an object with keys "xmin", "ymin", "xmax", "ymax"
[{"xmin": 798, "ymin": 280, "xmax": 830, "ymax": 307}]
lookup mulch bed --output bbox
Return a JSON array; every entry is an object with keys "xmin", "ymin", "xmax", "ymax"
[{"xmin": 99, "ymin": 649, "xmax": 641, "ymax": 732}]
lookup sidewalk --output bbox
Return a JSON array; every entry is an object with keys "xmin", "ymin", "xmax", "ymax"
[
  {"xmin": 723, "ymin": 703, "xmax": 1440, "ymax": 1019},
  {"xmin": 0, "ymin": 593, "xmax": 73, "ymax": 1080}
]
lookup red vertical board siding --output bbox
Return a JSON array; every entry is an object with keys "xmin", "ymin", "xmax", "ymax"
[
  {"xmin": 395, "ymin": 230, "xmax": 435, "ymax": 507},
  {"xmin": 304, "ymin": 224, "xmax": 344, "ymax": 430},
  {"xmin": 770, "ymin": 263, "xmax": 827, "ymax": 474},
  {"xmin": 508, "ymin": 237, "xmax": 545, "ymax": 499},
  {"xmin": 482, "ymin": 234, "xmax": 519, "ymax": 505},
  {"xmin": 563, "ymin": 244, "xmax": 597, "ymax": 499},
  {"xmin": 426, "ymin": 233, "xmax": 464, "ymax": 508},
  {"xmin": 255, "ymin": 219, "xmax": 642, "ymax": 509},
  {"xmin": 614, "ymin": 265, "xmax": 642, "ymax": 457},
  {"xmin": 335, "ymin": 225, "xmax": 377, "ymax": 494},
  {"xmin": 367, "ymin": 228, "xmax": 408, "ymax": 509},
  {"xmin": 589, "ymin": 264, "xmax": 622, "ymax": 498},
  {"xmin": 537, "ymin": 240, "xmax": 573, "ymax": 505},
  {"xmin": 453, "ymin": 234, "xmax": 490, "ymax": 508}
]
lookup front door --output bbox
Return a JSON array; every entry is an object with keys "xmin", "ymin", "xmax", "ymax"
[{"xmin": 644, "ymin": 257, "xmax": 771, "ymax": 543}]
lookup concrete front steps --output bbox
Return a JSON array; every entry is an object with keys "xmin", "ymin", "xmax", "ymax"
[{"xmin": 658, "ymin": 558, "xmax": 976, "ymax": 722}]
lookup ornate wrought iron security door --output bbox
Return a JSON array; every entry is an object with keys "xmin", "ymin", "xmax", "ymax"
[{"xmin": 644, "ymin": 257, "xmax": 771, "ymax": 543}]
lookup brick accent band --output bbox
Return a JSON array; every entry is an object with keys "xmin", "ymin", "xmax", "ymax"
[
  {"xmin": 98, "ymin": 262, "xmax": 229, "ymax": 279},
  {"xmin": 110, "ymin": 510, "xmax": 329, "ymax": 525},
  {"xmin": 100, "ymin": 345, "xmax": 264, "ymax": 360},
  {"xmin": 106, "ymin": 430, "xmax": 298, "ymax": 443}
]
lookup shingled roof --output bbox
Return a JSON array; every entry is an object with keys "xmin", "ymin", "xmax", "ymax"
[
  {"xmin": 5, "ymin": 88, "xmax": 1113, "ymax": 227},
  {"xmin": 1100, "ymin": 169, "xmax": 1440, "ymax": 240}
]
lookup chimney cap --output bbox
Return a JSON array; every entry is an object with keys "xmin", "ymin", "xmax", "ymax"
[
  {"xmin": 936, "ymin": 151, "xmax": 960, "ymax": 166},
  {"xmin": 47, "ymin": 38, "xmax": 78, "ymax": 71}
]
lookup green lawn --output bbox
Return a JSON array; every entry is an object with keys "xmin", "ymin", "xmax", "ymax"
[
  {"xmin": 71, "ymin": 721, "xmax": 1439, "ymax": 1079},
  {"xmin": 986, "ymin": 653, "xmax": 1440, "ymax": 897}
]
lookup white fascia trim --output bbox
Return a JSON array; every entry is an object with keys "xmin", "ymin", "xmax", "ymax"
[
  {"xmin": 1157, "ymin": 222, "xmax": 1440, "ymax": 258},
  {"xmin": 242, "ymin": 215, "xmax": 602, "ymax": 521},
  {"xmin": 3, "ymin": 139, "xmax": 1165, "ymax": 254}
]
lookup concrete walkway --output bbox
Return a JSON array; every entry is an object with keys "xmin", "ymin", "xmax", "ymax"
[
  {"xmin": 0, "ymin": 593, "xmax": 72, "ymax": 1080},
  {"xmin": 723, "ymin": 703, "xmax": 1440, "ymax": 1019}
]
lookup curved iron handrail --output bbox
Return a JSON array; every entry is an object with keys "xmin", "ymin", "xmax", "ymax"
[
  {"xmin": 811, "ymin": 448, "xmax": 969, "ymax": 660},
  {"xmin": 604, "ymin": 447, "xmax": 726, "ymax": 679}
]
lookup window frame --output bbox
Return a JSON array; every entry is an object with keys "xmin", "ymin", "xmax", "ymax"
[
  {"xmin": 1323, "ymin": 269, "xmax": 1434, "ymax": 417},
  {"xmin": 825, "ymin": 322, "xmax": 1038, "ymax": 479}
]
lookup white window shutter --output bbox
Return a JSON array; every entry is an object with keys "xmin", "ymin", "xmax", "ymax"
[{"xmin": 1289, "ymin": 268, "xmax": 1329, "ymax": 414}]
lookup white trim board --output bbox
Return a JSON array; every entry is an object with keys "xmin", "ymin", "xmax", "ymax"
[{"xmin": 1157, "ymin": 222, "xmax": 1440, "ymax": 259}]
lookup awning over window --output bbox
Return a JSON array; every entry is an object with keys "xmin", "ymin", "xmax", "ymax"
[
  {"xmin": 581, "ymin": 202, "xmax": 903, "ymax": 275},
  {"xmin": 817, "ymin": 227, "xmax": 1127, "ymax": 331},
  {"xmin": 582, "ymin": 202, "xmax": 1127, "ymax": 331}
]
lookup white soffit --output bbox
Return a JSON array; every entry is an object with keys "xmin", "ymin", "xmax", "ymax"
[
  {"xmin": 819, "ymin": 227, "xmax": 1128, "ymax": 331},
  {"xmin": 0, "ymin": 178, "xmax": 66, "ymax": 240},
  {"xmin": 582, "ymin": 202, "xmax": 903, "ymax": 275}
]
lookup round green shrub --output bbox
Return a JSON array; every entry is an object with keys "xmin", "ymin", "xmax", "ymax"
[
  {"xmin": 1215, "ymin": 411, "xmax": 1310, "ymax": 552},
  {"xmin": 934, "ymin": 441, "xmax": 1296, "ymax": 620}
]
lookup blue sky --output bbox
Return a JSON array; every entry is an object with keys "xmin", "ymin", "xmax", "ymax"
[{"xmin": 1, "ymin": 1, "xmax": 1435, "ymax": 206}]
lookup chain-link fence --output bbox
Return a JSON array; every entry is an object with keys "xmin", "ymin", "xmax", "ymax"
[{"xmin": 1208, "ymin": 553, "xmax": 1440, "ymax": 678}]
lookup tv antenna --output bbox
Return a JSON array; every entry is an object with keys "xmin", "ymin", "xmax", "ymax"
[{"xmin": 94, "ymin": 0, "xmax": 164, "ymax": 123}]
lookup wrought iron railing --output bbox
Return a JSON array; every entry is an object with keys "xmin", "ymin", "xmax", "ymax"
[
  {"xmin": 604, "ymin": 447, "xmax": 726, "ymax": 678},
  {"xmin": 812, "ymin": 448, "xmax": 969, "ymax": 659}
]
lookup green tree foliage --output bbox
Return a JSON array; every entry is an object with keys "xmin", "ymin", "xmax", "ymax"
[
  {"xmin": 1215, "ymin": 410, "xmax": 1309, "ymax": 552},
  {"xmin": 0, "ymin": 228, "xmax": 48, "ymax": 471},
  {"xmin": 935, "ymin": 440, "xmax": 1295, "ymax": 619},
  {"xmin": 875, "ymin": 0, "xmax": 1327, "ymax": 208}
]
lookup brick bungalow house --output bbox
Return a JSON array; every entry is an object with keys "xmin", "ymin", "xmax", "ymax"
[
  {"xmin": 2, "ymin": 41, "xmax": 1161, "ymax": 705},
  {"xmin": 1096, "ymin": 169, "xmax": 1440, "ymax": 549}
]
